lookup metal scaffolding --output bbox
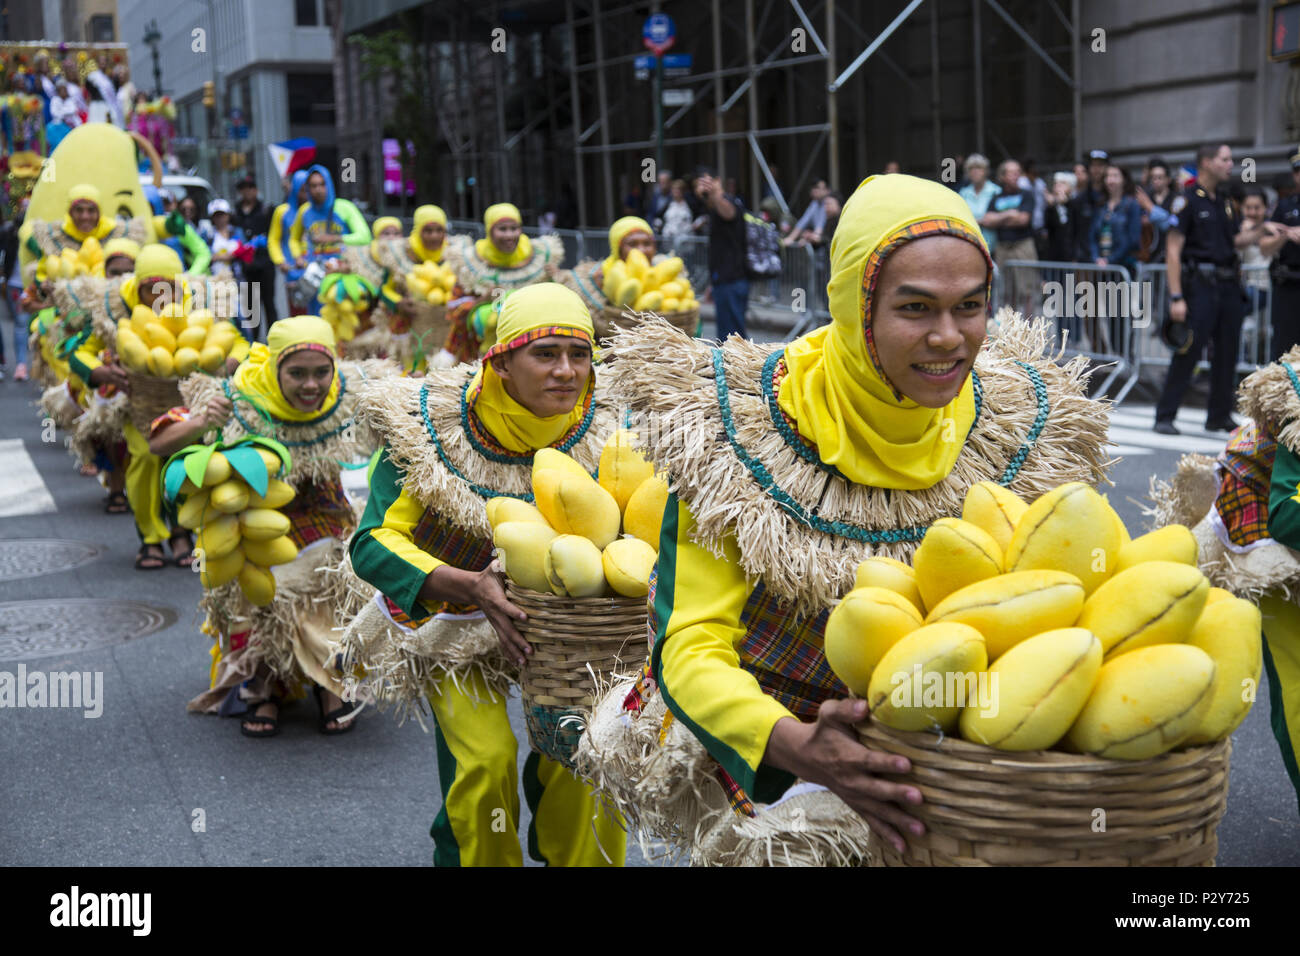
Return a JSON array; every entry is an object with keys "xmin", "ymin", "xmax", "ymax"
[{"xmin": 338, "ymin": 0, "xmax": 1082, "ymax": 227}]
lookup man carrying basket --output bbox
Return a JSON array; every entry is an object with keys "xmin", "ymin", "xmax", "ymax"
[{"xmin": 346, "ymin": 284, "xmax": 626, "ymax": 867}]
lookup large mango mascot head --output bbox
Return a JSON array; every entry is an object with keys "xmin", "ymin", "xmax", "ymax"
[{"xmin": 19, "ymin": 124, "xmax": 163, "ymax": 270}]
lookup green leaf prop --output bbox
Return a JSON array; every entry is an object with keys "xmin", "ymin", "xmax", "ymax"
[{"xmin": 161, "ymin": 436, "xmax": 292, "ymax": 502}]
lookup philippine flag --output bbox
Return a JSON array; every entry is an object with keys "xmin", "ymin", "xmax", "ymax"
[{"xmin": 268, "ymin": 138, "xmax": 317, "ymax": 179}]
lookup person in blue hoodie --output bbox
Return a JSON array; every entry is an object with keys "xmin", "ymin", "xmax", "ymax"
[
  {"xmin": 288, "ymin": 164, "xmax": 371, "ymax": 266},
  {"xmin": 268, "ymin": 170, "xmax": 310, "ymax": 315}
]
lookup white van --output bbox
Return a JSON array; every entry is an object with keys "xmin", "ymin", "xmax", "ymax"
[{"xmin": 138, "ymin": 173, "xmax": 214, "ymax": 216}]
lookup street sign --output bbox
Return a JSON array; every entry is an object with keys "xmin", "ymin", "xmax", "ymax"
[
  {"xmin": 642, "ymin": 13, "xmax": 675, "ymax": 55},
  {"xmin": 662, "ymin": 88, "xmax": 694, "ymax": 107},
  {"xmin": 635, "ymin": 52, "xmax": 691, "ymax": 80}
]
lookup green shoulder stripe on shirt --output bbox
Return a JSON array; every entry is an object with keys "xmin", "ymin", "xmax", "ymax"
[
  {"xmin": 349, "ymin": 449, "xmax": 432, "ymax": 617},
  {"xmin": 1268, "ymin": 443, "xmax": 1300, "ymax": 552}
]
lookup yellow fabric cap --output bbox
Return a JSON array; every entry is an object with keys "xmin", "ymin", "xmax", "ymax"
[
  {"xmin": 775, "ymin": 173, "xmax": 992, "ymax": 490},
  {"xmin": 603, "ymin": 216, "xmax": 653, "ymax": 274},
  {"xmin": 232, "ymin": 315, "xmax": 340, "ymax": 422},
  {"xmin": 470, "ymin": 284, "xmax": 595, "ymax": 453},
  {"xmin": 103, "ymin": 238, "xmax": 141, "ymax": 262},
  {"xmin": 371, "ymin": 216, "xmax": 402, "ymax": 237},
  {"xmin": 484, "ymin": 202, "xmax": 521, "ymax": 232},
  {"xmin": 410, "ymin": 204, "xmax": 448, "ymax": 262},
  {"xmin": 133, "ymin": 243, "xmax": 185, "ymax": 280}
]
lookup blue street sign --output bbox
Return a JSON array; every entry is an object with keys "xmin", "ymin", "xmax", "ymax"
[
  {"xmin": 642, "ymin": 13, "xmax": 676, "ymax": 54},
  {"xmin": 634, "ymin": 54, "xmax": 655, "ymax": 70},
  {"xmin": 663, "ymin": 53, "xmax": 692, "ymax": 70}
]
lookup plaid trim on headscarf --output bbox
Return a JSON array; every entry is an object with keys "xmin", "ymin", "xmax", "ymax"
[
  {"xmin": 277, "ymin": 341, "xmax": 334, "ymax": 365},
  {"xmin": 860, "ymin": 217, "xmax": 992, "ymax": 400},
  {"xmin": 1214, "ymin": 421, "xmax": 1278, "ymax": 548},
  {"xmin": 481, "ymin": 324, "xmax": 593, "ymax": 363}
]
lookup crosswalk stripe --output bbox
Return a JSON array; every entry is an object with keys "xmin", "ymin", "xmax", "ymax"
[
  {"xmin": 0, "ymin": 439, "xmax": 58, "ymax": 518},
  {"xmin": 1107, "ymin": 427, "xmax": 1229, "ymax": 455}
]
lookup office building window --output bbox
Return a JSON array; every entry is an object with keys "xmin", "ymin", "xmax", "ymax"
[
  {"xmin": 287, "ymin": 73, "xmax": 334, "ymax": 125},
  {"xmin": 88, "ymin": 14, "xmax": 115, "ymax": 42},
  {"xmin": 295, "ymin": 0, "xmax": 318, "ymax": 27}
]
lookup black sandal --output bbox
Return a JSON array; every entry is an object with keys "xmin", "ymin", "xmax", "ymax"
[
  {"xmin": 314, "ymin": 686, "xmax": 358, "ymax": 735},
  {"xmin": 134, "ymin": 544, "xmax": 166, "ymax": 570},
  {"xmin": 168, "ymin": 530, "xmax": 196, "ymax": 568},
  {"xmin": 240, "ymin": 698, "xmax": 281, "ymax": 738},
  {"xmin": 104, "ymin": 491, "xmax": 129, "ymax": 514}
]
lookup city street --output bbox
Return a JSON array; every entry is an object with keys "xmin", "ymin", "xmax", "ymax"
[{"xmin": 1, "ymin": 338, "xmax": 1297, "ymax": 867}]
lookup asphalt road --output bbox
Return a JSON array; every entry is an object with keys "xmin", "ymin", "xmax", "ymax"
[{"xmin": 1, "ymin": 334, "xmax": 1297, "ymax": 867}]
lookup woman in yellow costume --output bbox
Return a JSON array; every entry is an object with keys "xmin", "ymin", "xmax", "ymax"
[
  {"xmin": 68, "ymin": 243, "xmax": 245, "ymax": 569},
  {"xmin": 150, "ymin": 316, "xmax": 392, "ymax": 736},
  {"xmin": 59, "ymin": 237, "xmax": 141, "ymax": 510},
  {"xmin": 443, "ymin": 203, "xmax": 563, "ymax": 364},
  {"xmin": 577, "ymin": 174, "xmax": 1111, "ymax": 865},
  {"xmin": 558, "ymin": 215, "xmax": 655, "ymax": 318},
  {"xmin": 338, "ymin": 284, "xmax": 626, "ymax": 866}
]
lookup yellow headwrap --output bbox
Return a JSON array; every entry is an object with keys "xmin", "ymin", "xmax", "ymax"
[
  {"xmin": 469, "ymin": 285, "xmax": 595, "ymax": 454},
  {"xmin": 476, "ymin": 202, "xmax": 532, "ymax": 268},
  {"xmin": 103, "ymin": 237, "xmax": 141, "ymax": 263},
  {"xmin": 602, "ymin": 216, "xmax": 654, "ymax": 274},
  {"xmin": 371, "ymin": 216, "xmax": 403, "ymax": 238},
  {"xmin": 776, "ymin": 174, "xmax": 993, "ymax": 490},
  {"xmin": 233, "ymin": 316, "xmax": 340, "ymax": 422},
  {"xmin": 410, "ymin": 205, "xmax": 448, "ymax": 263},
  {"xmin": 63, "ymin": 183, "xmax": 116, "ymax": 242},
  {"xmin": 120, "ymin": 243, "xmax": 187, "ymax": 310}
]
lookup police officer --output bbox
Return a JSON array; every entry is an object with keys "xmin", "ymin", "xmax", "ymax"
[
  {"xmin": 1264, "ymin": 150, "xmax": 1300, "ymax": 360},
  {"xmin": 1154, "ymin": 143, "xmax": 1246, "ymax": 435}
]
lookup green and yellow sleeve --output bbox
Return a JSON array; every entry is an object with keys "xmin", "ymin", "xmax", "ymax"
[
  {"xmin": 67, "ymin": 333, "xmax": 105, "ymax": 383},
  {"xmin": 1269, "ymin": 443, "xmax": 1300, "ymax": 551},
  {"xmin": 267, "ymin": 205, "xmax": 288, "ymax": 266},
  {"xmin": 349, "ymin": 448, "xmax": 445, "ymax": 617},
  {"xmin": 652, "ymin": 495, "xmax": 798, "ymax": 802}
]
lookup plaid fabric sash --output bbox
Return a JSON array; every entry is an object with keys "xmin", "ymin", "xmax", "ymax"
[
  {"xmin": 381, "ymin": 513, "xmax": 495, "ymax": 628},
  {"xmin": 1214, "ymin": 421, "xmax": 1277, "ymax": 548},
  {"xmin": 284, "ymin": 478, "xmax": 353, "ymax": 548},
  {"xmin": 641, "ymin": 566, "xmax": 844, "ymax": 816}
]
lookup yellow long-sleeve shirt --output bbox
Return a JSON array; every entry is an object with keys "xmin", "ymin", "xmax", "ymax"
[{"xmin": 652, "ymin": 495, "xmax": 800, "ymax": 802}]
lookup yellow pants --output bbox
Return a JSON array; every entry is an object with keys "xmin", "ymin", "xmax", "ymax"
[
  {"xmin": 123, "ymin": 421, "xmax": 171, "ymax": 545},
  {"xmin": 1259, "ymin": 595, "xmax": 1300, "ymax": 813},
  {"xmin": 427, "ymin": 669, "xmax": 627, "ymax": 867}
]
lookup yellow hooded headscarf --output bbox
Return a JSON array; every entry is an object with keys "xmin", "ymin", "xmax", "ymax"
[
  {"xmin": 371, "ymin": 216, "xmax": 403, "ymax": 238},
  {"xmin": 410, "ymin": 204, "xmax": 448, "ymax": 263},
  {"xmin": 233, "ymin": 316, "xmax": 340, "ymax": 422},
  {"xmin": 63, "ymin": 183, "xmax": 116, "ymax": 242},
  {"xmin": 475, "ymin": 202, "xmax": 532, "ymax": 268},
  {"xmin": 120, "ymin": 243, "xmax": 189, "ymax": 311},
  {"xmin": 776, "ymin": 174, "xmax": 993, "ymax": 490},
  {"xmin": 469, "ymin": 284, "xmax": 595, "ymax": 454},
  {"xmin": 103, "ymin": 237, "xmax": 141, "ymax": 265},
  {"xmin": 602, "ymin": 216, "xmax": 653, "ymax": 275}
]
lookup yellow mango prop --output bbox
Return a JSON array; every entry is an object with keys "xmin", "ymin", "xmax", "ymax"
[
  {"xmin": 598, "ymin": 430, "xmax": 655, "ymax": 511},
  {"xmin": 1065, "ymin": 644, "xmax": 1216, "ymax": 759},
  {"xmin": 853, "ymin": 556, "xmax": 923, "ymax": 612},
  {"xmin": 912, "ymin": 517, "xmax": 1003, "ymax": 612},
  {"xmin": 925, "ymin": 569, "xmax": 1086, "ymax": 661},
  {"xmin": 1184, "ymin": 597, "xmax": 1263, "ymax": 744},
  {"xmin": 623, "ymin": 476, "xmax": 669, "ymax": 551},
  {"xmin": 1077, "ymin": 561, "xmax": 1208, "ymax": 660},
  {"xmin": 494, "ymin": 521, "xmax": 559, "ymax": 593},
  {"xmin": 866, "ymin": 622, "xmax": 988, "ymax": 733},
  {"xmin": 958, "ymin": 627, "xmax": 1102, "ymax": 751},
  {"xmin": 545, "ymin": 534, "xmax": 606, "ymax": 597},
  {"xmin": 1115, "ymin": 525, "xmax": 1198, "ymax": 574},
  {"xmin": 602, "ymin": 537, "xmax": 658, "ymax": 598},
  {"xmin": 240, "ymin": 535, "xmax": 299, "ymax": 567},
  {"xmin": 486, "ymin": 497, "xmax": 549, "ymax": 530},
  {"xmin": 825, "ymin": 587, "xmax": 924, "ymax": 697},
  {"xmin": 1004, "ymin": 482, "xmax": 1123, "ymax": 595},
  {"xmin": 960, "ymin": 481, "xmax": 1028, "ymax": 554},
  {"xmin": 237, "ymin": 563, "xmax": 277, "ymax": 606}
]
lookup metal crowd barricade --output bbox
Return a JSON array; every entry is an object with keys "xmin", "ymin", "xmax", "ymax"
[
  {"xmin": 994, "ymin": 259, "xmax": 1141, "ymax": 402},
  {"xmin": 1132, "ymin": 262, "xmax": 1272, "ymax": 380}
]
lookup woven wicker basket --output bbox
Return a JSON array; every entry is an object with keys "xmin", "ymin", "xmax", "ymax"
[
  {"xmin": 856, "ymin": 717, "xmax": 1231, "ymax": 866},
  {"xmin": 125, "ymin": 370, "xmax": 182, "ymax": 435},
  {"xmin": 598, "ymin": 304, "xmax": 700, "ymax": 340},
  {"xmin": 507, "ymin": 581, "xmax": 649, "ymax": 769}
]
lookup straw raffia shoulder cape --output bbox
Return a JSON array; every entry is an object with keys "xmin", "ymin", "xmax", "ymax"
[
  {"xmin": 27, "ymin": 216, "xmax": 149, "ymax": 258},
  {"xmin": 606, "ymin": 309, "xmax": 1112, "ymax": 617},
  {"xmin": 1150, "ymin": 347, "xmax": 1300, "ymax": 601},
  {"xmin": 556, "ymin": 259, "xmax": 607, "ymax": 313},
  {"xmin": 445, "ymin": 233, "xmax": 565, "ymax": 298},
  {"xmin": 53, "ymin": 272, "xmax": 244, "ymax": 351},
  {"xmin": 179, "ymin": 357, "xmax": 396, "ymax": 490},
  {"xmin": 354, "ymin": 364, "xmax": 620, "ymax": 537}
]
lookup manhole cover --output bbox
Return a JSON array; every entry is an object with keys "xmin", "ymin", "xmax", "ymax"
[
  {"xmin": 0, "ymin": 599, "xmax": 177, "ymax": 661},
  {"xmin": 0, "ymin": 539, "xmax": 102, "ymax": 582}
]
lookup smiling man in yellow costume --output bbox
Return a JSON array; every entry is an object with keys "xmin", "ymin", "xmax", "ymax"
[
  {"xmin": 345, "ymin": 284, "xmax": 625, "ymax": 867},
  {"xmin": 583, "ymin": 175, "xmax": 1111, "ymax": 863}
]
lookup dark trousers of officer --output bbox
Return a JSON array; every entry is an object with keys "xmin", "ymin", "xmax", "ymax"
[
  {"xmin": 1155, "ymin": 274, "xmax": 1245, "ymax": 425},
  {"xmin": 1272, "ymin": 279, "xmax": 1300, "ymax": 362}
]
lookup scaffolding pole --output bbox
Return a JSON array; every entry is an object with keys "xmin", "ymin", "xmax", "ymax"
[
  {"xmin": 827, "ymin": 0, "xmax": 838, "ymax": 190},
  {"xmin": 591, "ymin": 0, "xmax": 615, "ymax": 221},
  {"xmin": 566, "ymin": 0, "xmax": 588, "ymax": 226}
]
